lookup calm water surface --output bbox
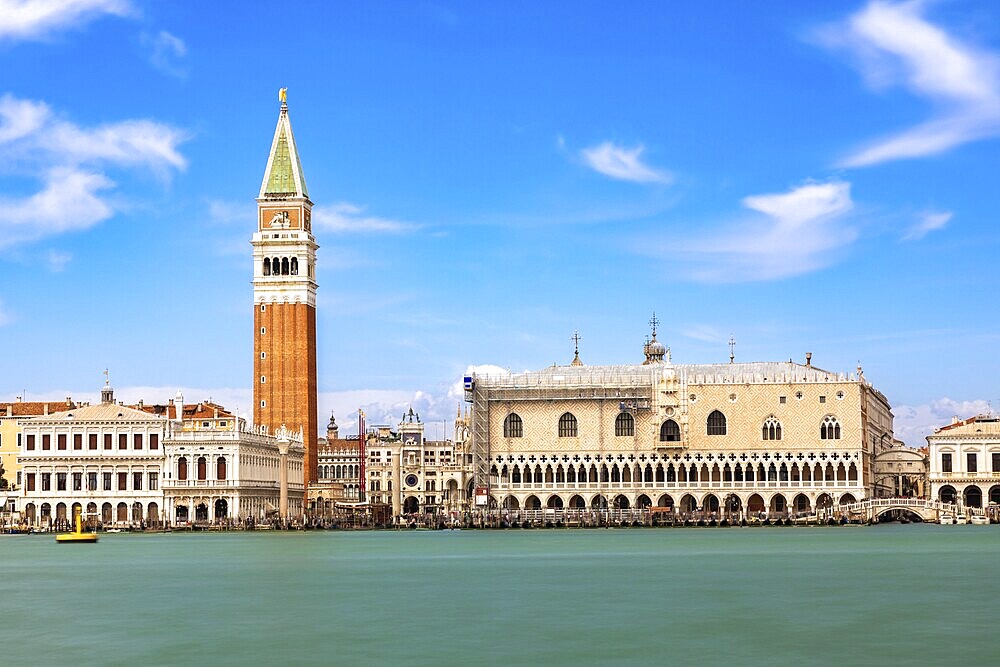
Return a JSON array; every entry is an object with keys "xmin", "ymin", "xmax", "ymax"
[{"xmin": 2, "ymin": 525, "xmax": 997, "ymax": 666}]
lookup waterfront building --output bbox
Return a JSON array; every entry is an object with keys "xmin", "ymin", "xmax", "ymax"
[
  {"xmin": 366, "ymin": 408, "xmax": 472, "ymax": 517},
  {"xmin": 872, "ymin": 441, "xmax": 927, "ymax": 498},
  {"xmin": 314, "ymin": 413, "xmax": 364, "ymax": 510},
  {"xmin": 927, "ymin": 414, "xmax": 1000, "ymax": 508},
  {"xmin": 141, "ymin": 392, "xmax": 305, "ymax": 523},
  {"xmin": 0, "ymin": 398, "xmax": 76, "ymax": 497},
  {"xmin": 17, "ymin": 384, "xmax": 167, "ymax": 527},
  {"xmin": 465, "ymin": 323, "xmax": 895, "ymax": 518},
  {"xmin": 252, "ymin": 91, "xmax": 320, "ymax": 486}
]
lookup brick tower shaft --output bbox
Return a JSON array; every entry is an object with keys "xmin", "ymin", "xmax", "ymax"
[{"xmin": 251, "ymin": 91, "xmax": 319, "ymax": 485}]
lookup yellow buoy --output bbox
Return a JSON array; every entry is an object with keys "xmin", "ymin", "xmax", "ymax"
[{"xmin": 56, "ymin": 512, "xmax": 99, "ymax": 544}]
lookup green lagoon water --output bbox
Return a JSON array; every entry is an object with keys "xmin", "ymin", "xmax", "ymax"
[{"xmin": 2, "ymin": 525, "xmax": 997, "ymax": 666}]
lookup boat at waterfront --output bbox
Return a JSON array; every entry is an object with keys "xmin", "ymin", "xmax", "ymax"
[
  {"xmin": 56, "ymin": 513, "xmax": 98, "ymax": 544},
  {"xmin": 969, "ymin": 515, "xmax": 990, "ymax": 525}
]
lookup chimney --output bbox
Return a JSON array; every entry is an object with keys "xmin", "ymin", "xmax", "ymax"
[
  {"xmin": 65, "ymin": 396, "xmax": 72, "ymax": 406},
  {"xmin": 138, "ymin": 399, "xmax": 143, "ymax": 408},
  {"xmin": 952, "ymin": 415, "xmax": 959, "ymax": 425},
  {"xmin": 805, "ymin": 352, "xmax": 812, "ymax": 368},
  {"xmin": 44, "ymin": 403, "xmax": 49, "ymax": 415},
  {"xmin": 5, "ymin": 405, "xmax": 11, "ymax": 417}
]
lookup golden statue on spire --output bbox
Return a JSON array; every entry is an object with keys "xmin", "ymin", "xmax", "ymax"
[{"xmin": 279, "ymin": 87, "xmax": 287, "ymax": 104}]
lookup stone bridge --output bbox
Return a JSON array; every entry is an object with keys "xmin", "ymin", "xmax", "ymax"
[{"xmin": 842, "ymin": 497, "xmax": 986, "ymax": 522}]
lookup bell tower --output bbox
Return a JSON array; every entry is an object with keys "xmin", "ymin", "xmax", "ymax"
[{"xmin": 252, "ymin": 89, "xmax": 319, "ymax": 485}]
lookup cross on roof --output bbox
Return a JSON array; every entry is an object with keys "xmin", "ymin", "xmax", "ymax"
[
  {"xmin": 649, "ymin": 312, "xmax": 660, "ymax": 337},
  {"xmin": 728, "ymin": 334, "xmax": 736, "ymax": 363}
]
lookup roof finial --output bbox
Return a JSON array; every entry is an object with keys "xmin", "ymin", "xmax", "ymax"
[
  {"xmin": 279, "ymin": 87, "xmax": 287, "ymax": 107},
  {"xmin": 728, "ymin": 334, "xmax": 736, "ymax": 364},
  {"xmin": 103, "ymin": 368, "xmax": 110, "ymax": 388},
  {"xmin": 649, "ymin": 312, "xmax": 660, "ymax": 340},
  {"xmin": 571, "ymin": 330, "xmax": 583, "ymax": 366}
]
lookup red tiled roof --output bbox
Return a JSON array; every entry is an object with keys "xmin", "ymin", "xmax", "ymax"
[{"xmin": 0, "ymin": 400, "xmax": 76, "ymax": 417}]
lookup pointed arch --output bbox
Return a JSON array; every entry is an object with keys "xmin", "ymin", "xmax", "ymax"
[
  {"xmin": 558, "ymin": 412, "xmax": 578, "ymax": 437},
  {"xmin": 659, "ymin": 419, "xmax": 681, "ymax": 442},
  {"xmin": 503, "ymin": 413, "xmax": 523, "ymax": 438},
  {"xmin": 707, "ymin": 410, "xmax": 727, "ymax": 435},
  {"xmin": 615, "ymin": 412, "xmax": 634, "ymax": 437}
]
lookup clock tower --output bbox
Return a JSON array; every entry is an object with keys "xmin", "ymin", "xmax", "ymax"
[{"xmin": 252, "ymin": 90, "xmax": 319, "ymax": 486}]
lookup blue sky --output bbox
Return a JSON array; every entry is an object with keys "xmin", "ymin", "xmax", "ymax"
[{"xmin": 1, "ymin": 1, "xmax": 998, "ymax": 443}]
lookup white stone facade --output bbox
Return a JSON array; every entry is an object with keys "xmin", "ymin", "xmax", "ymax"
[
  {"xmin": 163, "ymin": 423, "xmax": 305, "ymax": 524},
  {"xmin": 17, "ymin": 399, "xmax": 168, "ymax": 527},
  {"xmin": 467, "ymin": 350, "xmax": 894, "ymax": 519},
  {"xmin": 927, "ymin": 415, "xmax": 1000, "ymax": 508}
]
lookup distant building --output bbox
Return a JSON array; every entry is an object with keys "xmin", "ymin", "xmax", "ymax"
[
  {"xmin": 16, "ymin": 385, "xmax": 304, "ymax": 527},
  {"xmin": 313, "ymin": 413, "xmax": 364, "ymax": 511},
  {"xmin": 18, "ymin": 384, "xmax": 167, "ymax": 527},
  {"xmin": 143, "ymin": 392, "xmax": 305, "ymax": 523},
  {"xmin": 0, "ymin": 397, "xmax": 76, "ymax": 496},
  {"xmin": 872, "ymin": 441, "xmax": 927, "ymax": 498},
  {"xmin": 465, "ymin": 323, "xmax": 895, "ymax": 518},
  {"xmin": 927, "ymin": 414, "xmax": 1000, "ymax": 508},
  {"xmin": 366, "ymin": 408, "xmax": 471, "ymax": 517}
]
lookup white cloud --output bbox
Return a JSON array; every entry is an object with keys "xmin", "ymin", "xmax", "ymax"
[
  {"xmin": 0, "ymin": 0, "xmax": 132, "ymax": 41},
  {"xmin": 679, "ymin": 324, "xmax": 727, "ymax": 344},
  {"xmin": 902, "ymin": 210, "xmax": 952, "ymax": 241},
  {"xmin": 658, "ymin": 181, "xmax": 856, "ymax": 282},
  {"xmin": 0, "ymin": 94, "xmax": 188, "ymax": 249},
  {"xmin": 0, "ymin": 95, "xmax": 50, "ymax": 142},
  {"xmin": 0, "ymin": 168, "xmax": 114, "ymax": 249},
  {"xmin": 823, "ymin": 1, "xmax": 1000, "ymax": 167},
  {"xmin": 46, "ymin": 249, "xmax": 71, "ymax": 272},
  {"xmin": 892, "ymin": 397, "xmax": 991, "ymax": 446},
  {"xmin": 580, "ymin": 142, "xmax": 672, "ymax": 184},
  {"xmin": 141, "ymin": 30, "xmax": 186, "ymax": 78},
  {"xmin": 313, "ymin": 202, "xmax": 416, "ymax": 234},
  {"xmin": 207, "ymin": 199, "xmax": 252, "ymax": 226}
]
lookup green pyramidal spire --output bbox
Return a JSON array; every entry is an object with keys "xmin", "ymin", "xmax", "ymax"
[{"xmin": 259, "ymin": 94, "xmax": 309, "ymax": 200}]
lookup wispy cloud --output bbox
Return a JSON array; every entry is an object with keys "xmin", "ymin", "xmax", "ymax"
[
  {"xmin": 0, "ymin": 0, "xmax": 132, "ymax": 41},
  {"xmin": 0, "ymin": 93, "xmax": 188, "ymax": 249},
  {"xmin": 679, "ymin": 324, "xmax": 727, "ymax": 344},
  {"xmin": 207, "ymin": 199, "xmax": 252, "ymax": 226},
  {"xmin": 313, "ymin": 202, "xmax": 417, "ymax": 234},
  {"xmin": 821, "ymin": 1, "xmax": 1000, "ymax": 167},
  {"xmin": 651, "ymin": 181, "xmax": 856, "ymax": 282},
  {"xmin": 580, "ymin": 141, "xmax": 673, "ymax": 184},
  {"xmin": 893, "ymin": 397, "xmax": 991, "ymax": 446},
  {"xmin": 141, "ymin": 30, "xmax": 186, "ymax": 78},
  {"xmin": 46, "ymin": 249, "xmax": 72, "ymax": 272},
  {"xmin": 902, "ymin": 210, "xmax": 951, "ymax": 241}
]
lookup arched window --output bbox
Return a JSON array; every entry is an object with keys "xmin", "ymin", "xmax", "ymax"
[
  {"xmin": 558, "ymin": 412, "xmax": 578, "ymax": 438},
  {"xmin": 263, "ymin": 259, "xmax": 271, "ymax": 276},
  {"xmin": 290, "ymin": 257, "xmax": 298, "ymax": 275},
  {"xmin": 659, "ymin": 419, "xmax": 681, "ymax": 442},
  {"xmin": 821, "ymin": 416, "xmax": 841, "ymax": 440},
  {"xmin": 762, "ymin": 416, "xmax": 782, "ymax": 440},
  {"xmin": 273, "ymin": 257, "xmax": 281, "ymax": 275},
  {"xmin": 615, "ymin": 412, "xmax": 634, "ymax": 437},
  {"xmin": 281, "ymin": 257, "xmax": 290, "ymax": 275},
  {"xmin": 707, "ymin": 410, "xmax": 727, "ymax": 435},
  {"xmin": 503, "ymin": 413, "xmax": 523, "ymax": 438},
  {"xmin": 177, "ymin": 457, "xmax": 187, "ymax": 481},
  {"xmin": 197, "ymin": 456, "xmax": 207, "ymax": 481},
  {"xmin": 217, "ymin": 456, "xmax": 227, "ymax": 481}
]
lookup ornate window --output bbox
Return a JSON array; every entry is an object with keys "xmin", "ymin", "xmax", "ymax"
[
  {"xmin": 762, "ymin": 416, "xmax": 782, "ymax": 441},
  {"xmin": 177, "ymin": 457, "xmax": 188, "ymax": 481},
  {"xmin": 821, "ymin": 416, "xmax": 841, "ymax": 440},
  {"xmin": 659, "ymin": 419, "xmax": 681, "ymax": 442},
  {"xmin": 615, "ymin": 412, "xmax": 634, "ymax": 437},
  {"xmin": 707, "ymin": 410, "xmax": 727, "ymax": 436},
  {"xmin": 503, "ymin": 413, "xmax": 523, "ymax": 438},
  {"xmin": 558, "ymin": 412, "xmax": 578, "ymax": 438}
]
